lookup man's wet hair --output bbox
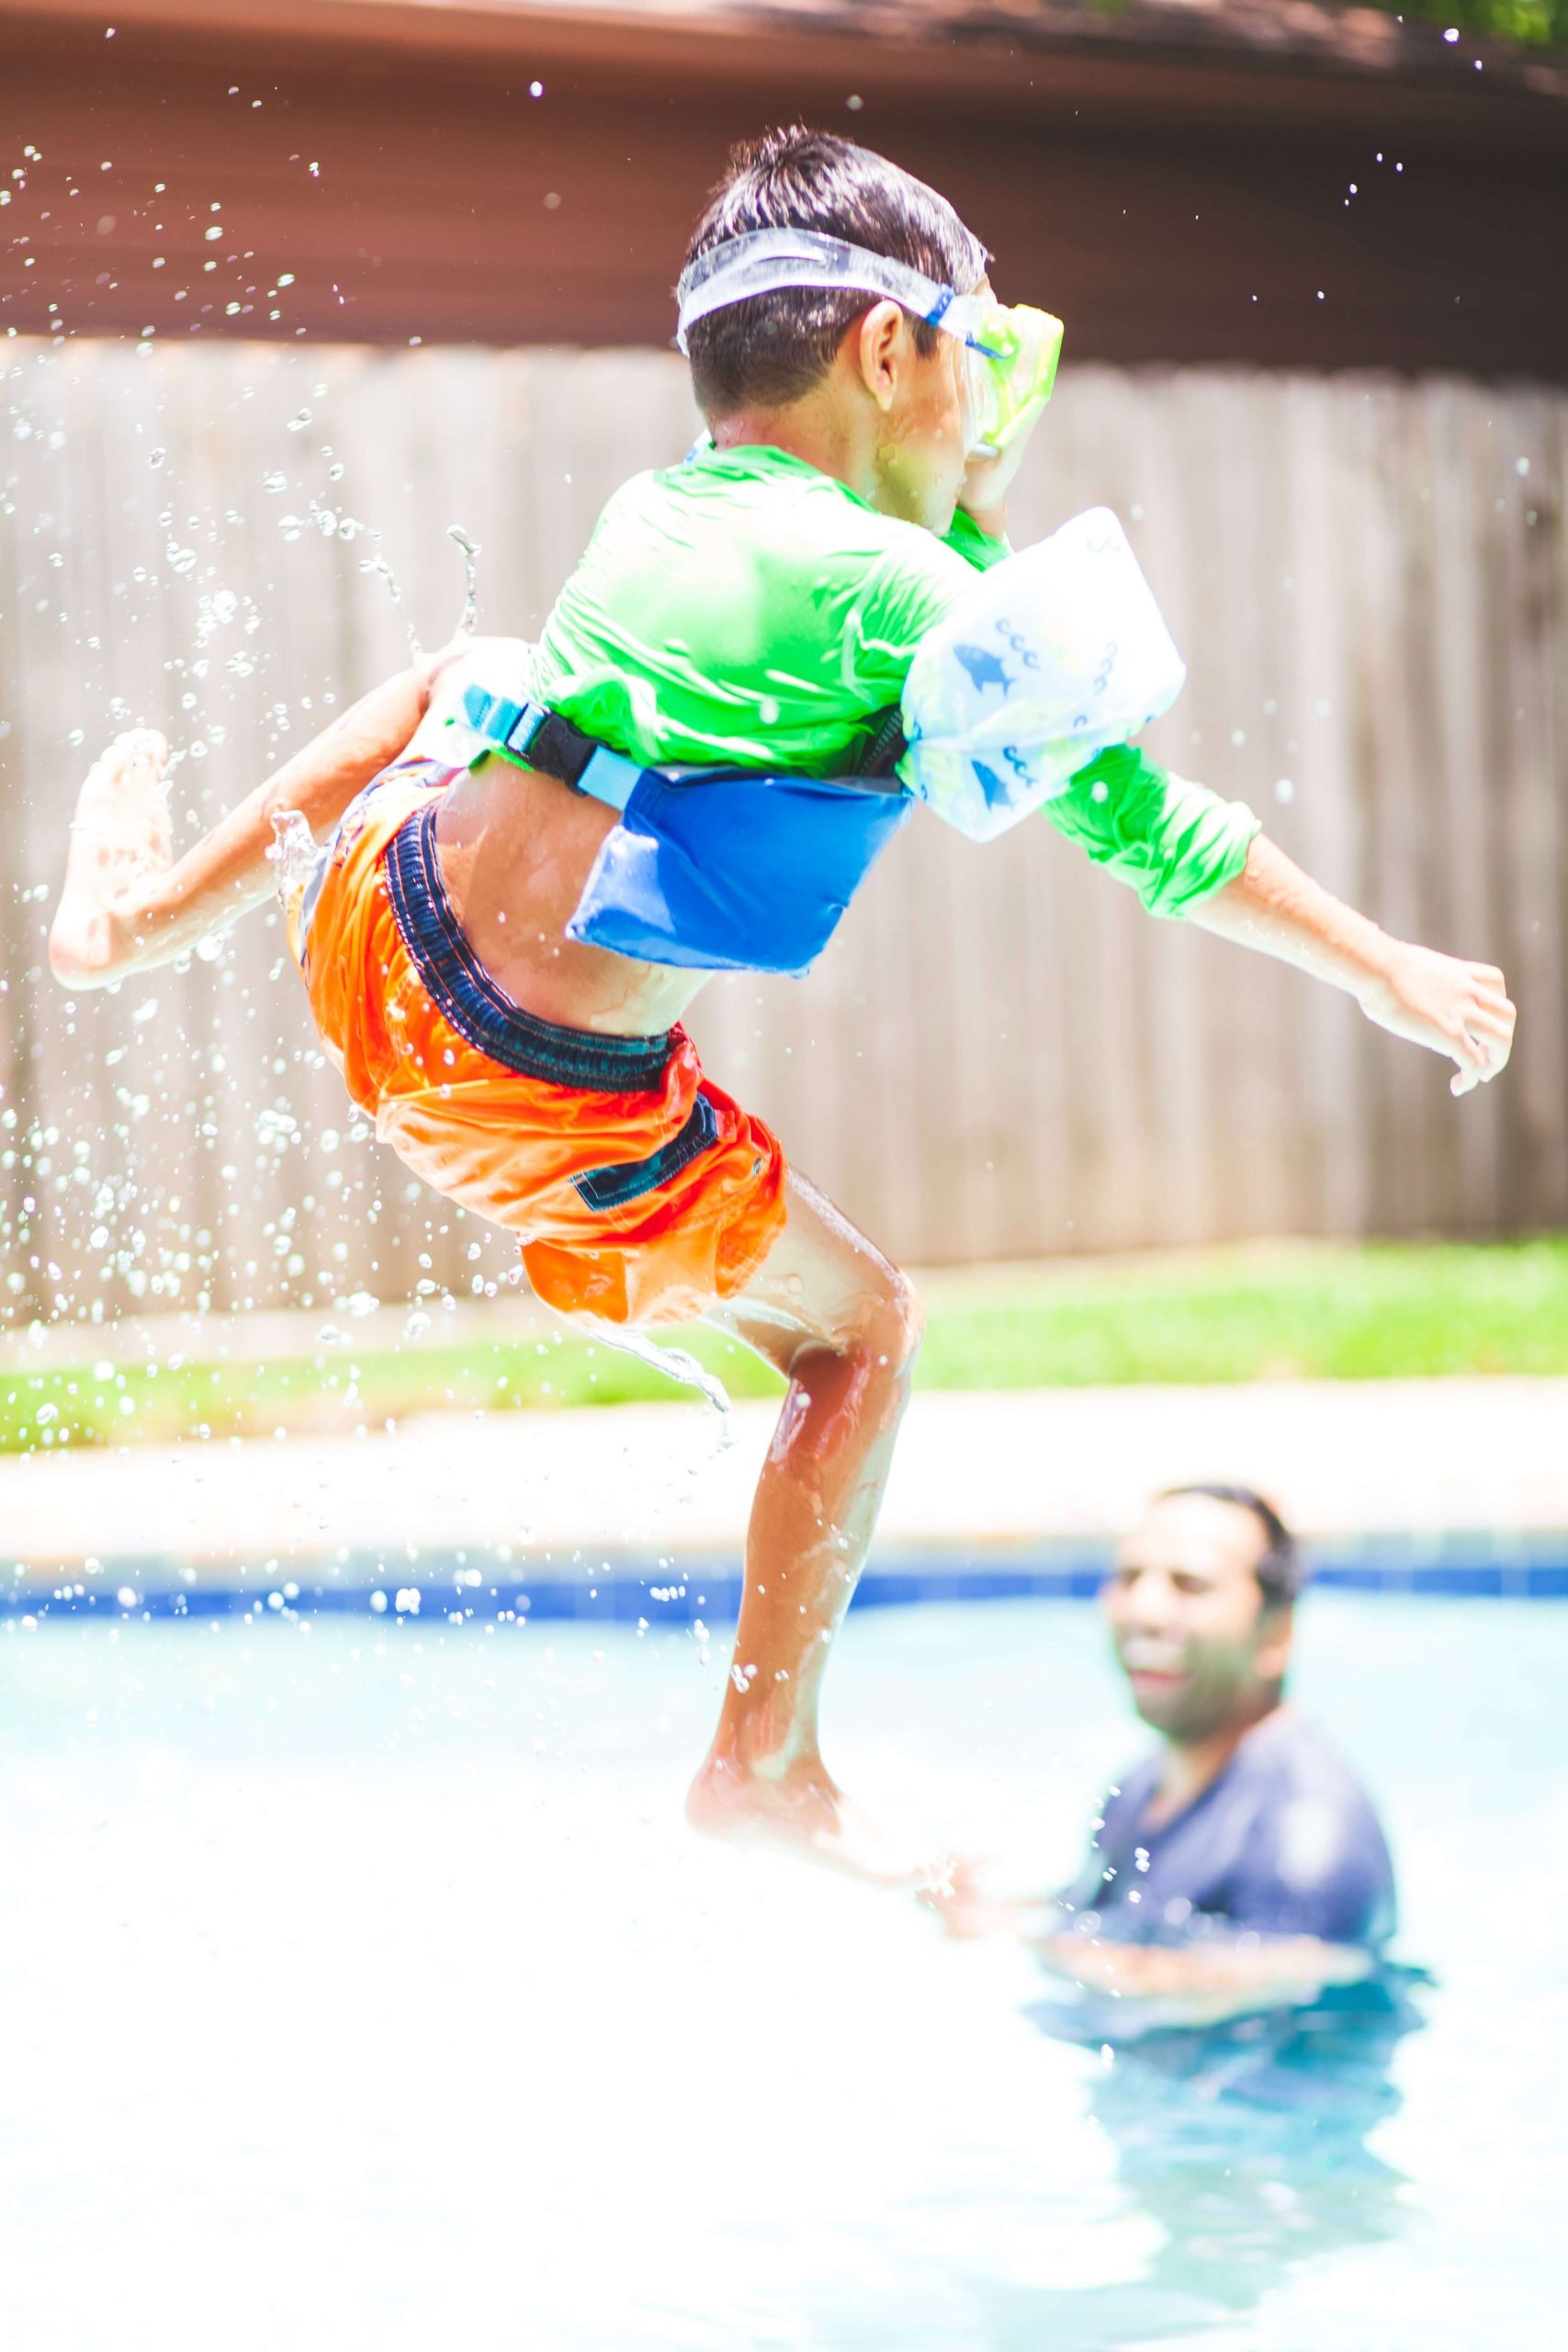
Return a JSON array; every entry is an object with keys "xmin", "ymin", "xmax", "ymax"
[
  {"xmin": 682, "ymin": 125, "xmax": 988, "ymax": 417},
  {"xmin": 1161, "ymin": 1483, "xmax": 1304, "ymax": 1612}
]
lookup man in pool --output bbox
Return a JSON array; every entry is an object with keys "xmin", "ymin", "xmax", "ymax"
[
  {"xmin": 934, "ymin": 1487, "xmax": 1398, "ymax": 2016},
  {"xmin": 48, "ymin": 128, "xmax": 1513, "ymax": 1889}
]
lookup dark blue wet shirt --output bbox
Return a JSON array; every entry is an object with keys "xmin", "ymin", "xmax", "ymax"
[{"xmin": 1061, "ymin": 1710, "xmax": 1397, "ymax": 1949}]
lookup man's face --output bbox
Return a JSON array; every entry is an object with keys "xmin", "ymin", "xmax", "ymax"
[{"xmin": 1102, "ymin": 1493, "xmax": 1292, "ymax": 1743}]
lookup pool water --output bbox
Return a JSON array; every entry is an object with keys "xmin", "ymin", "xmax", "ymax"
[{"xmin": 1, "ymin": 1595, "xmax": 1563, "ymax": 2350}]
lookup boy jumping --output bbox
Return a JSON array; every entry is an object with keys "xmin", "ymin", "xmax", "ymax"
[{"xmin": 50, "ymin": 130, "xmax": 1514, "ymax": 1885}]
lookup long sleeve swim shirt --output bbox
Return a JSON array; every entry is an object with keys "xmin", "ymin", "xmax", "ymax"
[{"xmin": 532, "ymin": 443, "xmax": 1258, "ymax": 915}]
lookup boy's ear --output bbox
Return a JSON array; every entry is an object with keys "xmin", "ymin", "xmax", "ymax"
[{"xmin": 852, "ymin": 299, "xmax": 911, "ymax": 413}]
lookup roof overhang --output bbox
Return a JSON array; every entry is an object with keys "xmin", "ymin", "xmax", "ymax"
[{"xmin": 4, "ymin": 0, "xmax": 1564, "ymax": 371}]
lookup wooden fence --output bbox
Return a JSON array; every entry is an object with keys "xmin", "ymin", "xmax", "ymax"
[{"xmin": 1, "ymin": 341, "xmax": 1563, "ymax": 1325}]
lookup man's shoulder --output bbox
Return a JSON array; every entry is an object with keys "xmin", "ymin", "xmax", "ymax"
[
  {"xmin": 1230, "ymin": 1713, "xmax": 1396, "ymax": 1929},
  {"xmin": 1238, "ymin": 1712, "xmax": 1384, "ymax": 1823}
]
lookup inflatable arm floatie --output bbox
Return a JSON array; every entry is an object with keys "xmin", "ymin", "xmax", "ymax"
[{"xmin": 897, "ymin": 507, "xmax": 1187, "ymax": 842}]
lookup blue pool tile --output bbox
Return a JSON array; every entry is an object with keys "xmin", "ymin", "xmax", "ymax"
[{"xmin": 3, "ymin": 1540, "xmax": 1568, "ymax": 1623}]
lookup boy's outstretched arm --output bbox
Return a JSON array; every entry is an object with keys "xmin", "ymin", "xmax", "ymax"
[
  {"xmin": 1043, "ymin": 748, "xmax": 1515, "ymax": 1097},
  {"xmin": 1191, "ymin": 832, "xmax": 1516, "ymax": 1096},
  {"xmin": 49, "ymin": 654, "xmax": 448, "ymax": 989}
]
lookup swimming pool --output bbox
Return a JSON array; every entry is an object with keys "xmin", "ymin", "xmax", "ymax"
[{"xmin": 2, "ymin": 1593, "xmax": 1563, "ymax": 2350}]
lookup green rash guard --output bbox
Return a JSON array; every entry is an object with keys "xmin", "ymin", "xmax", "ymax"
[{"xmin": 532, "ymin": 443, "xmax": 1258, "ymax": 917}]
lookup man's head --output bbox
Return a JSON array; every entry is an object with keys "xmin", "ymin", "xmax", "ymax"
[
  {"xmin": 681, "ymin": 126, "xmax": 990, "ymax": 529},
  {"xmin": 1102, "ymin": 1486, "xmax": 1304, "ymax": 1745}
]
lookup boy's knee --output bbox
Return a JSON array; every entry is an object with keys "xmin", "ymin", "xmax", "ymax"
[{"xmin": 860, "ymin": 1267, "xmax": 923, "ymax": 1382}]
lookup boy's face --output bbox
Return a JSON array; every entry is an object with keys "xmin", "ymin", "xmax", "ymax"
[
  {"xmin": 848, "ymin": 287, "xmax": 995, "ymax": 535},
  {"xmin": 866, "ymin": 319, "xmax": 973, "ymax": 533}
]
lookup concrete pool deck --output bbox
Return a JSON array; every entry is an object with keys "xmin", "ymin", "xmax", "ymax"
[{"xmin": 3, "ymin": 1376, "xmax": 1565, "ymax": 1594}]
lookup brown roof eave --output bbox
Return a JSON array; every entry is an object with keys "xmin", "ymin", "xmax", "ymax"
[{"xmin": 5, "ymin": 0, "xmax": 1566, "ymax": 154}]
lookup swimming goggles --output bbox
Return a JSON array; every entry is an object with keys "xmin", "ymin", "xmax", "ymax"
[{"xmin": 674, "ymin": 228, "xmax": 1062, "ymax": 457}]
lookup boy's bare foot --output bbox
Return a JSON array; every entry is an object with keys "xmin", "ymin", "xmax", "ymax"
[
  {"xmin": 685, "ymin": 1748, "xmax": 949, "ymax": 1892},
  {"xmin": 49, "ymin": 729, "xmax": 173, "ymax": 987}
]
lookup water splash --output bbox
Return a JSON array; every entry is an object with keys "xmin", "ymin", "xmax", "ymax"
[
  {"xmin": 577, "ymin": 1314, "xmax": 733, "ymax": 1427},
  {"xmin": 446, "ymin": 525, "xmax": 481, "ymax": 639},
  {"xmin": 276, "ymin": 494, "xmax": 423, "ymax": 658},
  {"xmin": 356, "ymin": 534, "xmax": 423, "ymax": 659},
  {"xmin": 266, "ymin": 805, "xmax": 320, "ymax": 899},
  {"xmin": 276, "ymin": 504, "xmax": 480, "ymax": 661}
]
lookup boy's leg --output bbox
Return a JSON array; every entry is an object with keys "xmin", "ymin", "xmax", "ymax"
[
  {"xmin": 685, "ymin": 1167, "xmax": 933, "ymax": 1884},
  {"xmin": 51, "ymin": 663, "xmax": 442, "ymax": 989},
  {"xmin": 50, "ymin": 730, "xmax": 175, "ymax": 985}
]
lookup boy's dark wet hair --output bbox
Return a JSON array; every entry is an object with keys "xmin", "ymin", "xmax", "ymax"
[
  {"xmin": 682, "ymin": 125, "xmax": 988, "ymax": 417},
  {"xmin": 1161, "ymin": 1483, "xmax": 1305, "ymax": 1613}
]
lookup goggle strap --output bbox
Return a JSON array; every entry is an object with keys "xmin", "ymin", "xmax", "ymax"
[{"xmin": 675, "ymin": 228, "xmax": 980, "ymax": 353}]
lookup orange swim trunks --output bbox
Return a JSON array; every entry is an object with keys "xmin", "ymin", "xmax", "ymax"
[{"xmin": 286, "ymin": 761, "xmax": 787, "ymax": 1328}]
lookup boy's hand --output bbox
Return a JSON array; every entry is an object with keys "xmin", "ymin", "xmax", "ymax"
[
  {"xmin": 1358, "ymin": 943, "xmax": 1516, "ymax": 1096},
  {"xmin": 956, "ymin": 418, "xmax": 1040, "ymax": 540},
  {"xmin": 1192, "ymin": 838, "xmax": 1516, "ymax": 1101},
  {"xmin": 956, "ymin": 300, "xmax": 1059, "ymax": 535}
]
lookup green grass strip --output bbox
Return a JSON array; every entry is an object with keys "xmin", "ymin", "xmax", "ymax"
[{"xmin": 2, "ymin": 1238, "xmax": 1565, "ymax": 1454}]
